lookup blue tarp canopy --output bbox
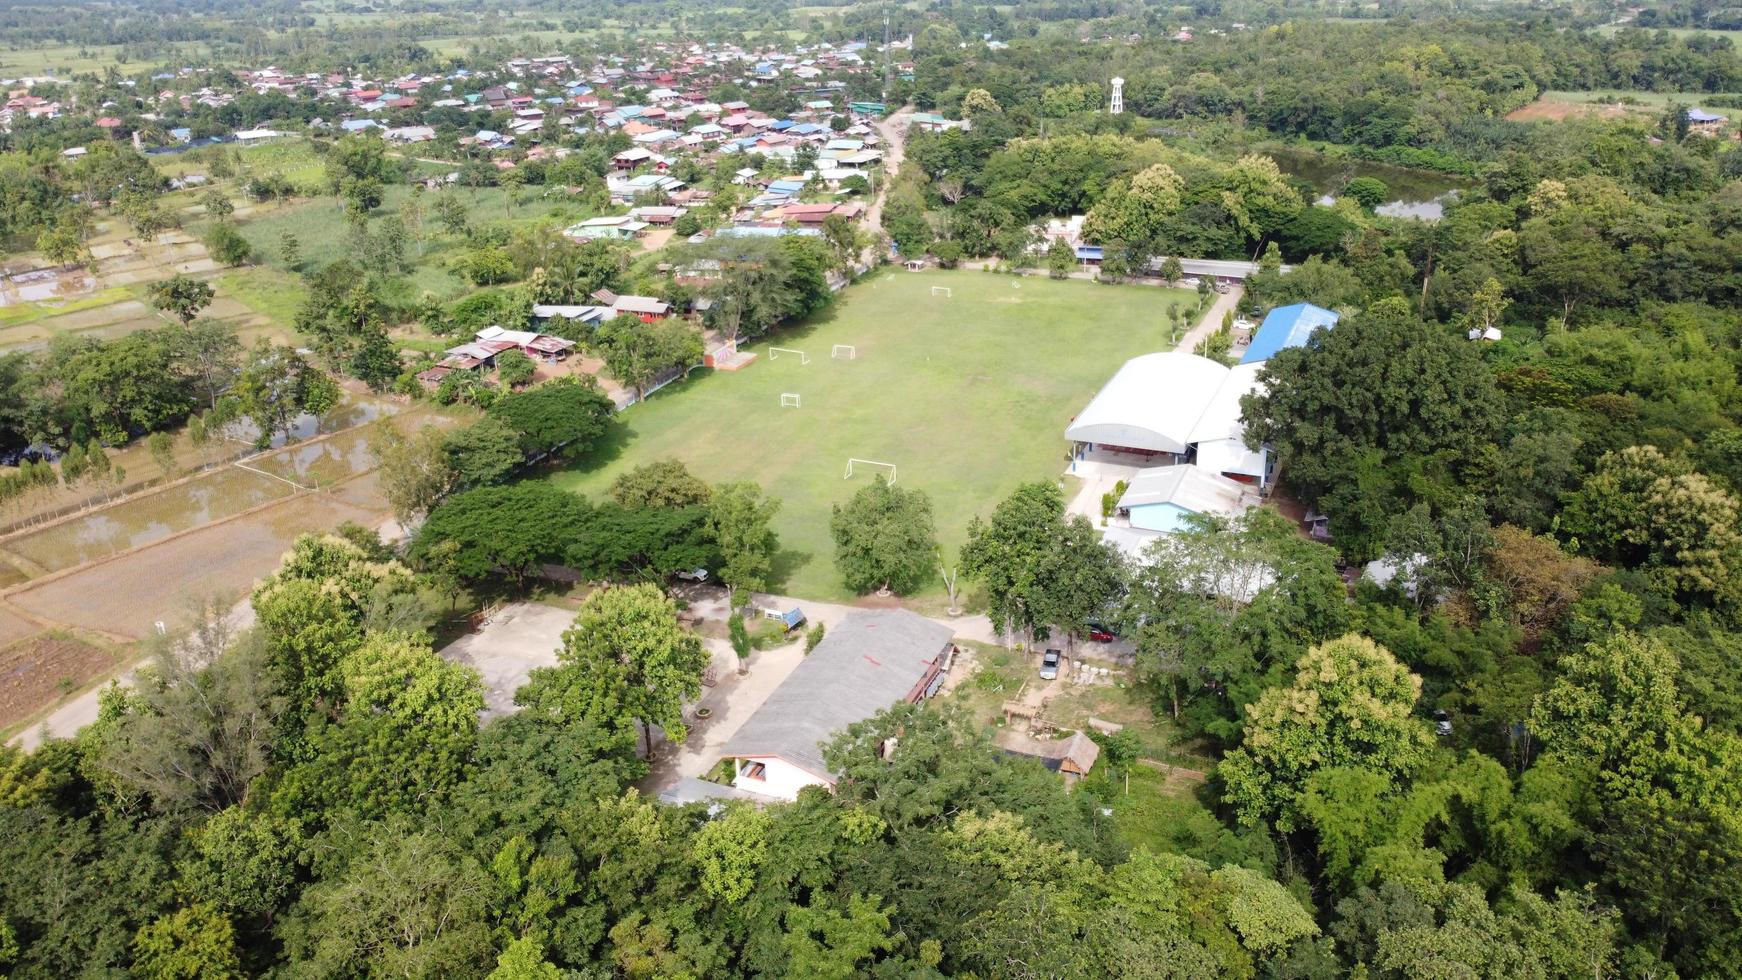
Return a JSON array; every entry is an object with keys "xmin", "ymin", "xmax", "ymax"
[
  {"xmin": 779, "ymin": 608, "xmax": 806, "ymax": 630},
  {"xmin": 1241, "ymin": 303, "xmax": 1340, "ymax": 364}
]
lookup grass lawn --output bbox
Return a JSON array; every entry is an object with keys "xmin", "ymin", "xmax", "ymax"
[
  {"xmin": 0, "ymin": 41, "xmax": 209, "ymax": 76},
  {"xmin": 212, "ymin": 267, "xmax": 306, "ymax": 330},
  {"xmin": 551, "ymin": 269, "xmax": 1195, "ymax": 602},
  {"xmin": 1079, "ymin": 764, "xmax": 1229, "ymax": 857}
]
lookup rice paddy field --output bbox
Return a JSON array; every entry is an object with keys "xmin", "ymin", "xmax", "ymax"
[{"xmin": 552, "ymin": 269, "xmax": 1197, "ymax": 602}]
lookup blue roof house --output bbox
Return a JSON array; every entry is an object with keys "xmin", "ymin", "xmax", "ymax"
[{"xmin": 1241, "ymin": 303, "xmax": 1340, "ymax": 364}]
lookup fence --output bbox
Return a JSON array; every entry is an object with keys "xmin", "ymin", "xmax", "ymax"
[{"xmin": 614, "ymin": 362, "xmax": 703, "ymax": 409}]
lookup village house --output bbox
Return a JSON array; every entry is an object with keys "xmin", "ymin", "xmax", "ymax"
[
  {"xmin": 417, "ymin": 325, "xmax": 577, "ymax": 386},
  {"xmin": 715, "ymin": 610, "xmax": 954, "ymax": 802},
  {"xmin": 564, "ymin": 215, "xmax": 649, "ymax": 241}
]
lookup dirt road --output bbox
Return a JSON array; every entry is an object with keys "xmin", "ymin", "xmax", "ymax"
[
  {"xmin": 1173, "ymin": 283, "xmax": 1245, "ymax": 354},
  {"xmin": 860, "ymin": 105, "xmax": 913, "ymax": 262}
]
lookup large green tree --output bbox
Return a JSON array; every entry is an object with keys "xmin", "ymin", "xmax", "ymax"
[
  {"xmin": 706, "ymin": 481, "xmax": 781, "ymax": 598},
  {"xmin": 961, "ymin": 481, "xmax": 1125, "ymax": 644},
  {"xmin": 1241, "ymin": 298, "xmax": 1503, "ymax": 559},
  {"xmin": 229, "ymin": 342, "xmax": 340, "ymax": 447},
  {"xmin": 518, "ymin": 583, "xmax": 708, "ymax": 758},
  {"xmin": 487, "ymin": 377, "xmax": 615, "ymax": 463},
  {"xmin": 1220, "ymin": 634, "xmax": 1433, "ymax": 830},
  {"xmin": 1122, "ymin": 509, "xmax": 1347, "ymax": 743},
  {"xmin": 829, "ymin": 477, "xmax": 937, "ymax": 595},
  {"xmin": 610, "ymin": 458, "xmax": 713, "ymax": 509},
  {"xmin": 147, "ymin": 275, "xmax": 214, "ymax": 325}
]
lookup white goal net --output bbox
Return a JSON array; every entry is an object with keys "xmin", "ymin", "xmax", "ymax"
[
  {"xmin": 832, "ymin": 344, "xmax": 857, "ymax": 360},
  {"xmin": 768, "ymin": 347, "xmax": 810, "ymax": 364},
  {"xmin": 781, "ymin": 392, "xmax": 801, "ymax": 408},
  {"xmin": 930, "ymin": 286, "xmax": 952, "ymax": 297},
  {"xmin": 843, "ymin": 458, "xmax": 897, "ymax": 483}
]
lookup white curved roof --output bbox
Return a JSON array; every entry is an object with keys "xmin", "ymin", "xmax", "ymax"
[
  {"xmin": 1189, "ymin": 361, "xmax": 1265, "ymax": 445},
  {"xmin": 1064, "ymin": 353, "xmax": 1229, "ymax": 455}
]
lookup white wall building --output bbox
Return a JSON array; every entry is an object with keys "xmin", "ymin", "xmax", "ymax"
[{"xmin": 1064, "ymin": 352, "xmax": 1270, "ymax": 486}]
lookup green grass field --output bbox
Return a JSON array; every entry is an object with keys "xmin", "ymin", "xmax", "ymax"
[
  {"xmin": 551, "ymin": 270, "xmax": 1196, "ymax": 602},
  {"xmin": 1596, "ymin": 23, "xmax": 1742, "ymax": 45},
  {"xmin": 236, "ymin": 184, "xmax": 595, "ymax": 302},
  {"xmin": 1540, "ymin": 88, "xmax": 1742, "ymax": 108}
]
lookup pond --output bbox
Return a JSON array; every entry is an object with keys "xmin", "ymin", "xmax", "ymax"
[{"xmin": 1267, "ymin": 147, "xmax": 1472, "ymax": 221}]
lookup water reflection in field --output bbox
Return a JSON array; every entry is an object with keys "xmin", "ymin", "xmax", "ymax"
[{"xmin": 3, "ymin": 418, "xmax": 385, "ymax": 575}]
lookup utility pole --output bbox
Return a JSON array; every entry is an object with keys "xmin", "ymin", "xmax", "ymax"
[{"xmin": 882, "ymin": 13, "xmax": 892, "ymax": 105}]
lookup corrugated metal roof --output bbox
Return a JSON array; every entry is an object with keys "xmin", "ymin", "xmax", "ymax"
[
  {"xmin": 1241, "ymin": 303, "xmax": 1339, "ymax": 364},
  {"xmin": 720, "ymin": 610, "xmax": 951, "ymax": 780}
]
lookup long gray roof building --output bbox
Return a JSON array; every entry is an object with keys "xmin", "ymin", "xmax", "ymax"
[{"xmin": 721, "ymin": 609, "xmax": 953, "ymax": 784}]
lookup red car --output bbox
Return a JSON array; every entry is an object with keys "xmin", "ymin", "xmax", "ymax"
[{"xmin": 1087, "ymin": 624, "xmax": 1115, "ymax": 643}]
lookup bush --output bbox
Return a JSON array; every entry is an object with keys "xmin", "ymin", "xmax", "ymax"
[
  {"xmin": 495, "ymin": 349, "xmax": 536, "ymax": 388},
  {"xmin": 456, "ymin": 245, "xmax": 515, "ymax": 285},
  {"xmin": 728, "ymin": 612, "xmax": 751, "ymax": 663},
  {"xmin": 804, "ymin": 622, "xmax": 826, "ymax": 654},
  {"xmin": 1101, "ymin": 479, "xmax": 1129, "ymax": 518},
  {"xmin": 203, "ymin": 221, "xmax": 253, "ymax": 266}
]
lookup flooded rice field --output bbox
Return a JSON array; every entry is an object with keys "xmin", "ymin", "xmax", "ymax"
[
  {"xmin": 5, "ymin": 467, "xmax": 297, "ymax": 573},
  {"xmin": 1, "ymin": 414, "xmax": 389, "ymax": 576},
  {"xmin": 250, "ymin": 429, "xmax": 377, "ymax": 487},
  {"xmin": 0, "ymin": 268, "xmax": 98, "ymax": 306}
]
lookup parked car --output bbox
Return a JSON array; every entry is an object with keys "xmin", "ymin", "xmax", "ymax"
[
  {"xmin": 1040, "ymin": 649, "xmax": 1062, "ymax": 680},
  {"xmin": 1087, "ymin": 623, "xmax": 1116, "ymax": 643},
  {"xmin": 1434, "ymin": 709, "xmax": 1453, "ymax": 738},
  {"xmin": 675, "ymin": 568, "xmax": 709, "ymax": 582}
]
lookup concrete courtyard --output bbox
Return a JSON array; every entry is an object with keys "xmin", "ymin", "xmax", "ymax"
[{"xmin": 436, "ymin": 601, "xmax": 571, "ymax": 718}]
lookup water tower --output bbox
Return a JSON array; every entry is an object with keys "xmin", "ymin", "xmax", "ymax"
[{"xmin": 1109, "ymin": 76, "xmax": 1125, "ymax": 115}]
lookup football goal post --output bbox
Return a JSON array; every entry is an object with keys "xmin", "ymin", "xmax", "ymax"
[
  {"xmin": 768, "ymin": 346, "xmax": 810, "ymax": 364},
  {"xmin": 780, "ymin": 392, "xmax": 801, "ymax": 408},
  {"xmin": 843, "ymin": 458, "xmax": 897, "ymax": 483},
  {"xmin": 832, "ymin": 344, "xmax": 857, "ymax": 360},
  {"xmin": 930, "ymin": 286, "xmax": 952, "ymax": 298}
]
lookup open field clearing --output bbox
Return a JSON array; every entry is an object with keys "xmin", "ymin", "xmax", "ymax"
[
  {"xmin": 1596, "ymin": 23, "xmax": 1742, "ymax": 44},
  {"xmin": 1509, "ymin": 89, "xmax": 1742, "ymax": 122},
  {"xmin": 554, "ymin": 270, "xmax": 1196, "ymax": 601}
]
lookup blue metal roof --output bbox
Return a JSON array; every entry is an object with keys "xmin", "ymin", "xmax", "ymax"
[{"xmin": 1241, "ymin": 303, "xmax": 1339, "ymax": 364}]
